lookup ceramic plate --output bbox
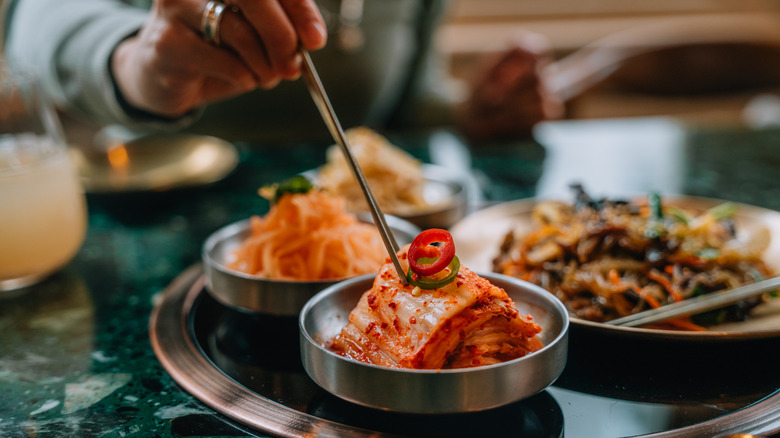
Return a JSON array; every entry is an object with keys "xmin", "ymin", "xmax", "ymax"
[{"xmin": 450, "ymin": 196, "xmax": 780, "ymax": 340}]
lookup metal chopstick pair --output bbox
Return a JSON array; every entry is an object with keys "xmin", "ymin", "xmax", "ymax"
[
  {"xmin": 606, "ymin": 276, "xmax": 780, "ymax": 327},
  {"xmin": 299, "ymin": 49, "xmax": 408, "ymax": 282}
]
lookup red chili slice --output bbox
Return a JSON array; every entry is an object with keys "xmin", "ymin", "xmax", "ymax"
[{"xmin": 407, "ymin": 229, "xmax": 456, "ymax": 276}]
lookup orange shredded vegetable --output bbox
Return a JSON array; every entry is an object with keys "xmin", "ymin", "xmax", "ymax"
[{"xmin": 227, "ymin": 191, "xmax": 387, "ymax": 281}]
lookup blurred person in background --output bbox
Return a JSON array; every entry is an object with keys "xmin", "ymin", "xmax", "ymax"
[{"xmin": 1, "ymin": 0, "xmax": 561, "ymax": 145}]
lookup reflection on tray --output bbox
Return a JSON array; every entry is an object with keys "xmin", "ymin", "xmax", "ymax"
[
  {"xmin": 174, "ymin": 276, "xmax": 780, "ymax": 437},
  {"xmin": 192, "ymin": 292, "xmax": 564, "ymax": 437},
  {"xmin": 308, "ymin": 390, "xmax": 563, "ymax": 438}
]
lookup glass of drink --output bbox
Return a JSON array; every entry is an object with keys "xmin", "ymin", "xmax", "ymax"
[{"xmin": 0, "ymin": 62, "xmax": 87, "ymax": 292}]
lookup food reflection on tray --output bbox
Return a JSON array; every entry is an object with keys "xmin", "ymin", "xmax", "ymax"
[{"xmin": 452, "ymin": 184, "xmax": 780, "ymax": 336}]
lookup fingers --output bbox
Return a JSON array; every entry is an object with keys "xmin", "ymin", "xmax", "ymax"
[
  {"xmin": 218, "ymin": 8, "xmax": 282, "ymax": 87},
  {"xmin": 170, "ymin": 0, "xmax": 325, "ymax": 86},
  {"xmin": 228, "ymin": 0, "xmax": 301, "ymax": 79},
  {"xmin": 457, "ymin": 34, "xmax": 562, "ymax": 142},
  {"xmin": 143, "ymin": 16, "xmax": 256, "ymax": 88},
  {"xmin": 231, "ymin": 0, "xmax": 326, "ymax": 78},
  {"xmin": 279, "ymin": 0, "xmax": 327, "ymax": 50},
  {"xmin": 183, "ymin": 32, "xmax": 258, "ymax": 89}
]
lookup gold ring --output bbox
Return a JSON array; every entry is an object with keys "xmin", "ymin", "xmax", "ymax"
[{"xmin": 201, "ymin": 0, "xmax": 227, "ymax": 45}]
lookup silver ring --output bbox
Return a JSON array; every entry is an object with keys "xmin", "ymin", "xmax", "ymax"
[{"xmin": 201, "ymin": 0, "xmax": 227, "ymax": 45}]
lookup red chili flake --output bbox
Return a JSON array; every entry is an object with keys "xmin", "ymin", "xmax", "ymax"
[
  {"xmin": 367, "ymin": 293, "xmax": 378, "ymax": 309},
  {"xmin": 393, "ymin": 316, "xmax": 402, "ymax": 333}
]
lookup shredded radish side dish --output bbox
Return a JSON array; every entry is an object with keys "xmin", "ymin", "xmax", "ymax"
[
  {"xmin": 493, "ymin": 186, "xmax": 776, "ymax": 330},
  {"xmin": 228, "ymin": 190, "xmax": 387, "ymax": 281}
]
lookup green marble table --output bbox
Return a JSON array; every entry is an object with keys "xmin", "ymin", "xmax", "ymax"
[{"xmin": 3, "ymin": 118, "xmax": 780, "ymax": 437}]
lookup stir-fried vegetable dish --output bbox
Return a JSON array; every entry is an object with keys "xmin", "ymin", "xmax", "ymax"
[{"xmin": 493, "ymin": 185, "xmax": 775, "ymax": 330}]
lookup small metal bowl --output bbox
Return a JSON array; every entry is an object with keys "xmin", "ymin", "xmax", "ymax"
[
  {"xmin": 202, "ymin": 213, "xmax": 420, "ymax": 316},
  {"xmin": 304, "ymin": 164, "xmax": 469, "ymax": 229},
  {"xmin": 299, "ymin": 273, "xmax": 569, "ymax": 413},
  {"xmin": 403, "ymin": 164, "xmax": 469, "ymax": 229}
]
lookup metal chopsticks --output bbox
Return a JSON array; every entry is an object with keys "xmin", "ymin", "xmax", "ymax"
[
  {"xmin": 606, "ymin": 275, "xmax": 780, "ymax": 328},
  {"xmin": 299, "ymin": 49, "xmax": 408, "ymax": 282}
]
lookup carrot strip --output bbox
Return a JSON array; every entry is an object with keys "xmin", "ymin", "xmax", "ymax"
[
  {"xmin": 648, "ymin": 270, "xmax": 684, "ymax": 302},
  {"xmin": 661, "ymin": 318, "xmax": 708, "ymax": 332},
  {"xmin": 227, "ymin": 191, "xmax": 386, "ymax": 280},
  {"xmin": 635, "ymin": 287, "xmax": 662, "ymax": 309},
  {"xmin": 608, "ymin": 269, "xmax": 621, "ymax": 286}
]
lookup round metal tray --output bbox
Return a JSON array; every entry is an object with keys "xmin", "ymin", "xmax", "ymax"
[{"xmin": 150, "ymin": 264, "xmax": 780, "ymax": 438}]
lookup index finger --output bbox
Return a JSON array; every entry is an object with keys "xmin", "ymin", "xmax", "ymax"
[
  {"xmin": 279, "ymin": 0, "xmax": 327, "ymax": 50},
  {"xmin": 232, "ymin": 0, "xmax": 322, "ymax": 77}
]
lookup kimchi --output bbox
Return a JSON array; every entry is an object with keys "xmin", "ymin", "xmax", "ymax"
[{"xmin": 327, "ymin": 246, "xmax": 543, "ymax": 369}]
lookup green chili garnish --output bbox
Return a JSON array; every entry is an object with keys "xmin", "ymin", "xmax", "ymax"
[
  {"xmin": 260, "ymin": 175, "xmax": 314, "ymax": 204},
  {"xmin": 406, "ymin": 256, "xmax": 460, "ymax": 290},
  {"xmin": 645, "ymin": 193, "xmax": 666, "ymax": 239}
]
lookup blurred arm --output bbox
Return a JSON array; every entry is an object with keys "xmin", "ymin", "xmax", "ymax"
[{"xmin": 4, "ymin": 0, "xmax": 196, "ymax": 128}]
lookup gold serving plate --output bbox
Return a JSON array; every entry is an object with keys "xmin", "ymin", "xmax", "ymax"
[{"xmin": 70, "ymin": 133, "xmax": 239, "ymax": 193}]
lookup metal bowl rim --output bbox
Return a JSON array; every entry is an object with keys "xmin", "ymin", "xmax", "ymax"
[{"xmin": 299, "ymin": 271, "xmax": 570, "ymax": 375}]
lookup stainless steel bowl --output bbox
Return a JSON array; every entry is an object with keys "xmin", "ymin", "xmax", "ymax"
[
  {"xmin": 202, "ymin": 214, "xmax": 420, "ymax": 316},
  {"xmin": 303, "ymin": 164, "xmax": 469, "ymax": 229},
  {"xmin": 403, "ymin": 164, "xmax": 469, "ymax": 229},
  {"xmin": 299, "ymin": 272, "xmax": 569, "ymax": 413}
]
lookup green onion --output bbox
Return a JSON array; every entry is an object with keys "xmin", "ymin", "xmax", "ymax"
[
  {"xmin": 692, "ymin": 308, "xmax": 727, "ymax": 326},
  {"xmin": 645, "ymin": 193, "xmax": 667, "ymax": 239},
  {"xmin": 260, "ymin": 175, "xmax": 314, "ymax": 204},
  {"xmin": 648, "ymin": 193, "xmax": 664, "ymax": 219},
  {"xmin": 690, "ymin": 284, "xmax": 727, "ymax": 325},
  {"xmin": 667, "ymin": 207, "xmax": 690, "ymax": 224},
  {"xmin": 696, "ymin": 248, "xmax": 720, "ymax": 260},
  {"xmin": 708, "ymin": 202, "xmax": 737, "ymax": 221},
  {"xmin": 406, "ymin": 256, "xmax": 460, "ymax": 290}
]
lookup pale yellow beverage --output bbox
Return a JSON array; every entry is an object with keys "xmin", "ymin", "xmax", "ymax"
[{"xmin": 0, "ymin": 135, "xmax": 87, "ymax": 289}]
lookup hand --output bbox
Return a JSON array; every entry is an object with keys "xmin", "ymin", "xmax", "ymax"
[
  {"xmin": 111, "ymin": 0, "xmax": 327, "ymax": 118},
  {"xmin": 457, "ymin": 31, "xmax": 563, "ymax": 142}
]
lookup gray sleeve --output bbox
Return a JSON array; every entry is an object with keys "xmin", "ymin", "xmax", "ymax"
[{"xmin": 4, "ymin": 0, "xmax": 198, "ymax": 129}]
